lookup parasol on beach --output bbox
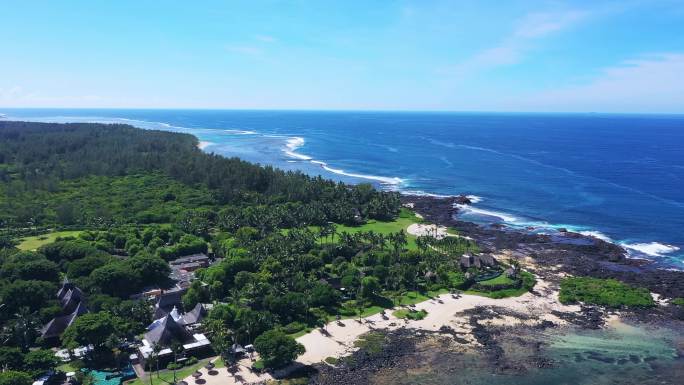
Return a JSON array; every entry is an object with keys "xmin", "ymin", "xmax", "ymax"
[
  {"xmin": 192, "ymin": 371, "xmax": 203, "ymax": 378},
  {"xmin": 204, "ymin": 362, "xmax": 215, "ymax": 370}
]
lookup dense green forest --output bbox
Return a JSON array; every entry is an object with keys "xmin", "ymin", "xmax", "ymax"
[
  {"xmin": 0, "ymin": 121, "xmax": 491, "ymax": 382},
  {"xmin": 0, "ymin": 121, "xmax": 400, "ymax": 231}
]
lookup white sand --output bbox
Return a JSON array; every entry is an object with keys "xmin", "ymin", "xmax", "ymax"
[
  {"xmin": 182, "ymin": 273, "xmax": 582, "ymax": 383},
  {"xmin": 181, "ymin": 357, "xmax": 272, "ymax": 385},
  {"xmin": 406, "ymin": 223, "xmax": 448, "ymax": 239},
  {"xmin": 296, "ymin": 276, "xmax": 580, "ymax": 366}
]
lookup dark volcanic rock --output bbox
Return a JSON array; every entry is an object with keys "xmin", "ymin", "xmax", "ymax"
[{"xmin": 400, "ymin": 194, "xmax": 684, "ymax": 299}]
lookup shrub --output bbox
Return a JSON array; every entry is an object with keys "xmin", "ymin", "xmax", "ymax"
[
  {"xmin": 393, "ymin": 309, "xmax": 428, "ymax": 320},
  {"xmin": 0, "ymin": 371, "xmax": 33, "ymax": 385},
  {"xmin": 672, "ymin": 297, "xmax": 684, "ymax": 306},
  {"xmin": 353, "ymin": 332, "xmax": 386, "ymax": 355},
  {"xmin": 559, "ymin": 277, "xmax": 654, "ymax": 308},
  {"xmin": 324, "ymin": 356, "xmax": 339, "ymax": 365},
  {"xmin": 282, "ymin": 321, "xmax": 307, "ymax": 334},
  {"xmin": 252, "ymin": 360, "xmax": 265, "ymax": 372},
  {"xmin": 254, "ymin": 329, "xmax": 305, "ymax": 369}
]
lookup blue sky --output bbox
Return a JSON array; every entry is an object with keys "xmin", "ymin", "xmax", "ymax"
[{"xmin": 1, "ymin": 0, "xmax": 684, "ymax": 112}]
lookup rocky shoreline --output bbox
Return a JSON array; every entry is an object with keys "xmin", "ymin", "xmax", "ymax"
[
  {"xmin": 301, "ymin": 196, "xmax": 684, "ymax": 385},
  {"xmin": 401, "ymin": 195, "xmax": 684, "ymax": 300}
]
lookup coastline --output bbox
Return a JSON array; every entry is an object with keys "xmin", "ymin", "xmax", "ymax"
[
  {"xmin": 295, "ymin": 274, "xmax": 580, "ymax": 366},
  {"xmin": 299, "ymin": 197, "xmax": 684, "ymax": 384},
  {"xmin": 3, "ymin": 111, "xmax": 682, "ymax": 267},
  {"xmin": 3, "ymin": 118, "xmax": 682, "ymax": 385}
]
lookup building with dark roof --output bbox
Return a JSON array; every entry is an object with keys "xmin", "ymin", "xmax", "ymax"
[
  {"xmin": 152, "ymin": 288, "xmax": 187, "ymax": 319},
  {"xmin": 138, "ymin": 311, "xmax": 212, "ymax": 363},
  {"xmin": 179, "ymin": 303, "xmax": 207, "ymax": 326},
  {"xmin": 41, "ymin": 278, "xmax": 88, "ymax": 343},
  {"xmin": 144, "ymin": 315, "xmax": 194, "ymax": 347},
  {"xmin": 170, "ymin": 253, "xmax": 210, "ymax": 268},
  {"xmin": 460, "ymin": 253, "xmax": 497, "ymax": 270}
]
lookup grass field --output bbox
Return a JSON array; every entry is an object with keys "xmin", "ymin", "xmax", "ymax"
[
  {"xmin": 309, "ymin": 208, "xmax": 424, "ymax": 250},
  {"xmin": 17, "ymin": 230, "xmax": 82, "ymax": 250},
  {"xmin": 124, "ymin": 357, "xmax": 222, "ymax": 385},
  {"xmin": 476, "ymin": 273, "xmax": 513, "ymax": 286}
]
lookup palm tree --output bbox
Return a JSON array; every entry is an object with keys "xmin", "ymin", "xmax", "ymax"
[
  {"xmin": 328, "ymin": 223, "xmax": 337, "ymax": 251},
  {"xmin": 389, "ymin": 231, "xmax": 407, "ymax": 255},
  {"xmin": 148, "ymin": 344, "xmax": 161, "ymax": 385},
  {"xmin": 7, "ymin": 307, "xmax": 40, "ymax": 351},
  {"xmin": 206, "ymin": 319, "xmax": 233, "ymax": 363}
]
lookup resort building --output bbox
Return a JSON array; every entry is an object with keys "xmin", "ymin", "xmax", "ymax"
[
  {"xmin": 40, "ymin": 278, "xmax": 88, "ymax": 343},
  {"xmin": 168, "ymin": 253, "xmax": 212, "ymax": 287},
  {"xmin": 460, "ymin": 253, "xmax": 497, "ymax": 269},
  {"xmin": 152, "ymin": 287, "xmax": 188, "ymax": 319},
  {"xmin": 136, "ymin": 303, "xmax": 211, "ymax": 365}
]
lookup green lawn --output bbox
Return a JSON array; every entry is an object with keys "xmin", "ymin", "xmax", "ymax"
[
  {"xmin": 476, "ymin": 273, "xmax": 513, "ymax": 286},
  {"xmin": 290, "ymin": 208, "xmax": 461, "ymax": 252},
  {"xmin": 56, "ymin": 362, "xmax": 78, "ymax": 373},
  {"xmin": 465, "ymin": 286, "xmax": 530, "ymax": 299},
  {"xmin": 332, "ymin": 289, "xmax": 448, "ymax": 322},
  {"xmin": 17, "ymin": 230, "xmax": 83, "ymax": 250},
  {"xmin": 466, "ymin": 271, "xmax": 537, "ymax": 299},
  {"xmin": 288, "ymin": 326, "xmax": 314, "ymax": 339},
  {"xmin": 124, "ymin": 357, "xmax": 219, "ymax": 385},
  {"xmin": 310, "ymin": 208, "xmax": 424, "ymax": 250}
]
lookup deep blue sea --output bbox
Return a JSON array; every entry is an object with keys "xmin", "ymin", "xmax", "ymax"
[{"xmin": 2, "ymin": 109, "xmax": 683, "ymax": 268}]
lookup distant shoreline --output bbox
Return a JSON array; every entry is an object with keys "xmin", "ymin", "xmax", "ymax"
[{"xmin": 3, "ymin": 112, "xmax": 682, "ymax": 267}]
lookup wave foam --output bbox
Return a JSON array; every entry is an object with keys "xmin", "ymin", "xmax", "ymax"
[
  {"xmin": 577, "ymin": 230, "xmax": 613, "ymax": 242},
  {"xmin": 466, "ymin": 195, "xmax": 483, "ymax": 204},
  {"xmin": 283, "ymin": 137, "xmax": 313, "ymax": 160},
  {"xmin": 197, "ymin": 141, "xmax": 214, "ymax": 150},
  {"xmin": 621, "ymin": 242, "xmax": 681, "ymax": 257},
  {"xmin": 401, "ymin": 190, "xmax": 456, "ymax": 198},
  {"xmin": 224, "ymin": 129, "xmax": 257, "ymax": 135},
  {"xmin": 456, "ymin": 204, "xmax": 519, "ymax": 223},
  {"xmin": 311, "ymin": 160, "xmax": 403, "ymax": 186}
]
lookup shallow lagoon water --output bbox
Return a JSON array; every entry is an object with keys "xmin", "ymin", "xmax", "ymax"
[{"xmin": 373, "ymin": 320, "xmax": 682, "ymax": 385}]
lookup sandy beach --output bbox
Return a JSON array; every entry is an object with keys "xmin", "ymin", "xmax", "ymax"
[
  {"xmin": 180, "ymin": 357, "xmax": 273, "ymax": 385},
  {"xmin": 296, "ymin": 275, "xmax": 579, "ymax": 365},
  {"xmin": 180, "ymin": 272, "xmax": 579, "ymax": 384}
]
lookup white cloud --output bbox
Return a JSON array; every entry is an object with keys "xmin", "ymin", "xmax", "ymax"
[
  {"xmin": 513, "ymin": 10, "xmax": 586, "ymax": 38},
  {"xmin": 451, "ymin": 10, "xmax": 588, "ymax": 75},
  {"xmin": 0, "ymin": 85, "xmax": 103, "ymax": 107},
  {"xmin": 511, "ymin": 53, "xmax": 684, "ymax": 113}
]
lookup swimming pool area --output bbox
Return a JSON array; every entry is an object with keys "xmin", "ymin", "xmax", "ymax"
[{"xmin": 83, "ymin": 365, "xmax": 136, "ymax": 385}]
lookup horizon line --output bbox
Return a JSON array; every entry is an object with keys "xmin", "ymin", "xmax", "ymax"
[{"xmin": 1, "ymin": 106, "xmax": 683, "ymax": 116}]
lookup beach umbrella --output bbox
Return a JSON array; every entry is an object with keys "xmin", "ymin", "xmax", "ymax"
[
  {"xmin": 204, "ymin": 362, "xmax": 215, "ymax": 370},
  {"xmin": 178, "ymin": 381, "xmax": 188, "ymax": 385},
  {"xmin": 192, "ymin": 371, "xmax": 203, "ymax": 378}
]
